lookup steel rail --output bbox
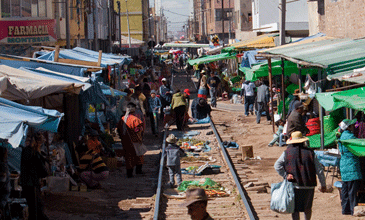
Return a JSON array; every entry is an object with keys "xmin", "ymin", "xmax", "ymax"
[
  {"xmin": 153, "ymin": 128, "xmax": 168, "ymax": 220},
  {"xmin": 209, "ymin": 116, "xmax": 259, "ymax": 220}
]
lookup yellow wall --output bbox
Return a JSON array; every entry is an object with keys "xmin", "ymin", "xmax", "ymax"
[{"xmin": 114, "ymin": 0, "xmax": 143, "ymax": 41}]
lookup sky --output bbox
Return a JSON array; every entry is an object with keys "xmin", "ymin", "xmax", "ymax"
[{"xmin": 150, "ymin": 0, "xmax": 193, "ymax": 33}]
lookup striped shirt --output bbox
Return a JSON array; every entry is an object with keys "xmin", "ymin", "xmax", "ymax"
[{"xmin": 79, "ymin": 150, "xmax": 108, "ymax": 174}]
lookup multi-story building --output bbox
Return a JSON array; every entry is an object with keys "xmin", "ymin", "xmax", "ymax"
[
  {"xmin": 233, "ymin": 0, "xmax": 256, "ymax": 41},
  {"xmin": 114, "ymin": 0, "xmax": 149, "ymax": 45},
  {"xmin": 252, "ymin": 0, "xmax": 309, "ymax": 39},
  {"xmin": 0, "ymin": 0, "xmax": 60, "ymax": 55},
  {"xmin": 307, "ymin": 0, "xmax": 365, "ymax": 39},
  {"xmin": 202, "ymin": 0, "xmax": 235, "ymax": 44}
]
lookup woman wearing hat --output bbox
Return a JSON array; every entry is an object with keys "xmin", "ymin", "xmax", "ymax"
[
  {"xmin": 274, "ymin": 131, "xmax": 326, "ymax": 220},
  {"xmin": 337, "ymin": 119, "xmax": 362, "ymax": 215}
]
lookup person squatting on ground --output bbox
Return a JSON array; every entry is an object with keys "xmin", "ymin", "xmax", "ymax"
[
  {"xmin": 79, "ymin": 149, "xmax": 109, "ymax": 189},
  {"xmin": 191, "ymin": 98, "xmax": 212, "ymax": 120},
  {"xmin": 337, "ymin": 119, "xmax": 362, "ymax": 215},
  {"xmin": 165, "ymin": 134, "xmax": 185, "ymax": 188},
  {"xmin": 117, "ymin": 102, "xmax": 146, "ymax": 178},
  {"xmin": 171, "ymin": 90, "xmax": 188, "ymax": 131},
  {"xmin": 20, "ymin": 133, "xmax": 49, "ymax": 220},
  {"xmin": 286, "ymin": 102, "xmax": 310, "ymax": 138},
  {"xmin": 241, "ymin": 80, "xmax": 256, "ymax": 116},
  {"xmin": 274, "ymin": 131, "xmax": 326, "ymax": 220},
  {"xmin": 256, "ymin": 81, "xmax": 271, "ymax": 124},
  {"xmin": 207, "ymin": 72, "xmax": 221, "ymax": 108},
  {"xmin": 148, "ymin": 90, "xmax": 162, "ymax": 136},
  {"xmin": 268, "ymin": 119, "xmax": 285, "ymax": 147},
  {"xmin": 180, "ymin": 188, "xmax": 214, "ymax": 220}
]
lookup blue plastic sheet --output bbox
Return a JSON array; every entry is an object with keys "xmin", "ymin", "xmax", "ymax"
[
  {"xmin": 195, "ymin": 117, "xmax": 211, "ymax": 124},
  {"xmin": 0, "ymin": 97, "xmax": 63, "ymax": 148}
]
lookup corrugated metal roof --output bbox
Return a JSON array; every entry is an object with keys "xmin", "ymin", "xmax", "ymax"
[
  {"xmin": 230, "ymin": 34, "xmax": 279, "ymax": 49},
  {"xmin": 258, "ymin": 38, "xmax": 365, "ymax": 81}
]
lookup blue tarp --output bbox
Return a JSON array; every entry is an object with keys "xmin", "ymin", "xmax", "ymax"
[
  {"xmin": 292, "ymin": 32, "xmax": 326, "ymax": 43},
  {"xmin": 99, "ymin": 82, "xmax": 127, "ymax": 97},
  {"xmin": 0, "ymin": 59, "xmax": 87, "ymax": 76},
  {"xmin": 36, "ymin": 47, "xmax": 132, "ymax": 68},
  {"xmin": 240, "ymin": 49, "xmax": 264, "ymax": 68},
  {"xmin": 0, "ymin": 97, "xmax": 63, "ymax": 148}
]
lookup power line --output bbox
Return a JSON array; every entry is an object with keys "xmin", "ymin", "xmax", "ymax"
[{"xmin": 163, "ymin": 9, "xmax": 190, "ymax": 17}]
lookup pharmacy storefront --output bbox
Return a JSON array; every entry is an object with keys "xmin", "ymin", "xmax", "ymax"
[{"xmin": 0, "ymin": 19, "xmax": 56, "ymax": 55}]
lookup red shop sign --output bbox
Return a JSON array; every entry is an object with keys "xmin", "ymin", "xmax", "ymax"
[{"xmin": 0, "ymin": 19, "xmax": 57, "ymax": 44}]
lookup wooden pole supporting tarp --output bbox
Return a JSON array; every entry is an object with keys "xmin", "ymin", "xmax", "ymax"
[
  {"xmin": 281, "ymin": 58, "xmax": 286, "ymax": 119},
  {"xmin": 268, "ymin": 58, "xmax": 275, "ymax": 133}
]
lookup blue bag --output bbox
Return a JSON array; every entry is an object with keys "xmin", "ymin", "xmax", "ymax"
[{"xmin": 270, "ymin": 179, "xmax": 295, "ymax": 214}]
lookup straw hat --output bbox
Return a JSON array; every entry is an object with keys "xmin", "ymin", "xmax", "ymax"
[
  {"xmin": 287, "ymin": 131, "xmax": 309, "ymax": 144},
  {"xmin": 339, "ymin": 119, "xmax": 357, "ymax": 131},
  {"xmin": 179, "ymin": 188, "xmax": 208, "ymax": 207},
  {"xmin": 166, "ymin": 134, "xmax": 178, "ymax": 144}
]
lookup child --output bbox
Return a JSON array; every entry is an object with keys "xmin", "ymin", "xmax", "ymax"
[
  {"xmin": 268, "ymin": 119, "xmax": 285, "ymax": 147},
  {"xmin": 148, "ymin": 90, "xmax": 162, "ymax": 136},
  {"xmin": 165, "ymin": 134, "xmax": 185, "ymax": 188}
]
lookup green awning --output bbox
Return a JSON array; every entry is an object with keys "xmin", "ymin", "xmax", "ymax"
[
  {"xmin": 315, "ymin": 87, "xmax": 365, "ymax": 112},
  {"xmin": 188, "ymin": 52, "xmax": 237, "ymax": 66},
  {"xmin": 340, "ymin": 139, "xmax": 365, "ymax": 157},
  {"xmin": 163, "ymin": 43, "xmax": 210, "ymax": 48},
  {"xmin": 239, "ymin": 60, "xmax": 319, "ymax": 81}
]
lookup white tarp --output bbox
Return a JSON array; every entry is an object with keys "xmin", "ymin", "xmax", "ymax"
[{"xmin": 0, "ymin": 65, "xmax": 84, "ymax": 101}]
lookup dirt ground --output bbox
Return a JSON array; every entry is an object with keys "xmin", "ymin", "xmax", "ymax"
[{"xmin": 210, "ymin": 106, "xmax": 363, "ymax": 220}]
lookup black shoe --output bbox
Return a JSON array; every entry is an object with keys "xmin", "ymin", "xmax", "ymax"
[
  {"xmin": 136, "ymin": 165, "xmax": 143, "ymax": 174},
  {"xmin": 127, "ymin": 169, "xmax": 134, "ymax": 178}
]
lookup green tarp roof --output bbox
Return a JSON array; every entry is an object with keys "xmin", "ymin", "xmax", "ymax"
[
  {"xmin": 316, "ymin": 87, "xmax": 365, "ymax": 112},
  {"xmin": 240, "ymin": 60, "xmax": 318, "ymax": 81},
  {"xmin": 188, "ymin": 52, "xmax": 237, "ymax": 66},
  {"xmin": 258, "ymin": 38, "xmax": 365, "ymax": 78}
]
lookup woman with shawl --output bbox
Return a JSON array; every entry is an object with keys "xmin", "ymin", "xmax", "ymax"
[{"xmin": 117, "ymin": 102, "xmax": 147, "ymax": 178}]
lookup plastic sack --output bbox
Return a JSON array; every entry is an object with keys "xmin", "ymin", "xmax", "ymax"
[{"xmin": 270, "ymin": 179, "xmax": 295, "ymax": 214}]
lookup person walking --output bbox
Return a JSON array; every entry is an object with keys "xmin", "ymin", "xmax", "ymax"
[
  {"xmin": 148, "ymin": 90, "xmax": 162, "ymax": 136},
  {"xmin": 171, "ymin": 90, "xmax": 187, "ymax": 131},
  {"xmin": 117, "ymin": 103, "xmax": 146, "ymax": 178},
  {"xmin": 159, "ymin": 78, "xmax": 173, "ymax": 119},
  {"xmin": 165, "ymin": 134, "xmax": 185, "ymax": 188},
  {"xmin": 241, "ymin": 80, "xmax": 256, "ymax": 116},
  {"xmin": 180, "ymin": 188, "xmax": 214, "ymax": 220},
  {"xmin": 207, "ymin": 72, "xmax": 221, "ymax": 108},
  {"xmin": 198, "ymin": 70, "xmax": 208, "ymax": 99},
  {"xmin": 274, "ymin": 131, "xmax": 326, "ymax": 220},
  {"xmin": 337, "ymin": 119, "xmax": 362, "ymax": 215},
  {"xmin": 256, "ymin": 81, "xmax": 271, "ymax": 124},
  {"xmin": 287, "ymin": 102, "xmax": 310, "ymax": 138},
  {"xmin": 20, "ymin": 133, "xmax": 49, "ymax": 220}
]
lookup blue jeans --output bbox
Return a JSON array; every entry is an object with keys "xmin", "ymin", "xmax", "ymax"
[
  {"xmin": 209, "ymin": 87, "xmax": 217, "ymax": 107},
  {"xmin": 256, "ymin": 102, "xmax": 271, "ymax": 123},
  {"xmin": 167, "ymin": 164, "xmax": 182, "ymax": 185},
  {"xmin": 269, "ymin": 134, "xmax": 280, "ymax": 146},
  {"xmin": 342, "ymin": 180, "xmax": 360, "ymax": 215},
  {"xmin": 244, "ymin": 96, "xmax": 255, "ymax": 116}
]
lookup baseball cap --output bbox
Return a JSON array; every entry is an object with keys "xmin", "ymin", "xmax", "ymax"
[
  {"xmin": 184, "ymin": 89, "xmax": 191, "ymax": 96},
  {"xmin": 161, "ymin": 78, "xmax": 167, "ymax": 82}
]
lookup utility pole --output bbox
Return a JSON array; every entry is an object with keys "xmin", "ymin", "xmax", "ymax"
[
  {"xmin": 228, "ymin": 0, "xmax": 231, "ymax": 42},
  {"xmin": 221, "ymin": 0, "xmax": 225, "ymax": 45},
  {"xmin": 93, "ymin": 0, "xmax": 97, "ymax": 50},
  {"xmin": 201, "ymin": 0, "xmax": 205, "ymax": 41},
  {"xmin": 117, "ymin": 1, "xmax": 122, "ymax": 49},
  {"xmin": 108, "ymin": 0, "xmax": 112, "ymax": 53},
  {"xmin": 125, "ymin": 0, "xmax": 131, "ymax": 48},
  {"xmin": 280, "ymin": 0, "xmax": 286, "ymax": 45},
  {"xmin": 65, "ymin": 0, "xmax": 71, "ymax": 48}
]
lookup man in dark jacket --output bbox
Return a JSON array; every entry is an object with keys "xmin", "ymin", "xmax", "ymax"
[
  {"xmin": 191, "ymin": 98, "xmax": 212, "ymax": 120},
  {"xmin": 274, "ymin": 131, "xmax": 326, "ymax": 220},
  {"xmin": 159, "ymin": 78, "xmax": 173, "ymax": 118},
  {"xmin": 256, "ymin": 81, "xmax": 271, "ymax": 124},
  {"xmin": 287, "ymin": 102, "xmax": 310, "ymax": 138}
]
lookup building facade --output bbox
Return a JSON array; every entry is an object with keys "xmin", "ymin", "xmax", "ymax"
[
  {"xmin": 307, "ymin": 0, "xmax": 365, "ymax": 39},
  {"xmin": 233, "ymin": 0, "xmax": 256, "ymax": 41}
]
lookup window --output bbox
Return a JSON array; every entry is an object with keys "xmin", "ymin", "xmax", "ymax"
[
  {"xmin": 215, "ymin": 9, "xmax": 222, "ymax": 21},
  {"xmin": 1, "ymin": 0, "xmax": 47, "ymax": 18}
]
